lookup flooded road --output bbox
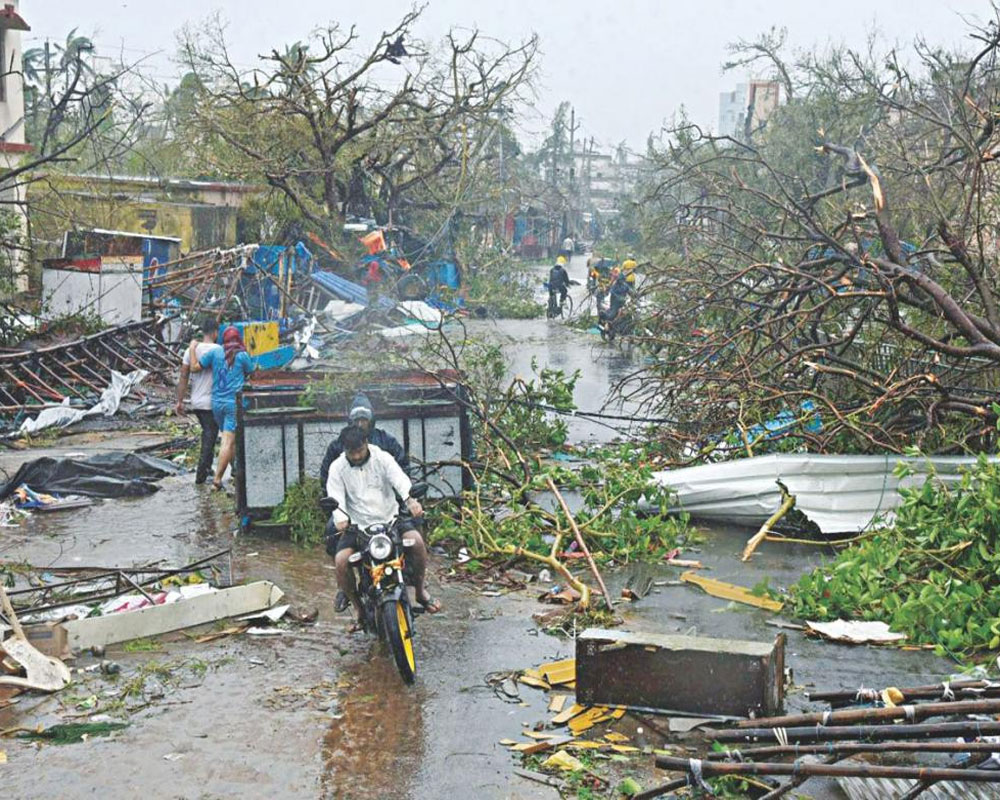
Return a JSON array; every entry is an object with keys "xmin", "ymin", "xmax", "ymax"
[{"xmin": 0, "ymin": 257, "xmax": 955, "ymax": 798}]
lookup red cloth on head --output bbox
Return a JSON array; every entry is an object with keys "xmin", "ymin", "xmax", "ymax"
[{"xmin": 222, "ymin": 326, "xmax": 247, "ymax": 367}]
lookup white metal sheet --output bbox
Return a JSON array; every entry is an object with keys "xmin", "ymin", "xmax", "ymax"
[{"xmin": 652, "ymin": 454, "xmax": 991, "ymax": 534}]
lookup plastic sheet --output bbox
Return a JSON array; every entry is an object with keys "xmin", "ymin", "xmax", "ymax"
[{"xmin": 16, "ymin": 369, "xmax": 148, "ymax": 436}]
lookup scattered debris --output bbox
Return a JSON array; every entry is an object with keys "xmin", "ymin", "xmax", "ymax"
[
  {"xmin": 0, "ymin": 318, "xmax": 177, "ymax": 421},
  {"xmin": 651, "ymin": 453, "xmax": 992, "ymax": 535},
  {"xmin": 541, "ymin": 749, "xmax": 585, "ymax": 772},
  {"xmin": 16, "ymin": 370, "xmax": 149, "ymax": 437},
  {"xmin": 0, "ymin": 452, "xmax": 179, "ymax": 501},
  {"xmin": 58, "ymin": 580, "xmax": 284, "ymax": 650},
  {"xmin": 0, "ymin": 584, "xmax": 71, "ymax": 693}
]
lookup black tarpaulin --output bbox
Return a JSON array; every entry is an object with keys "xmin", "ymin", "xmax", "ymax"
[{"xmin": 0, "ymin": 453, "xmax": 180, "ymax": 500}]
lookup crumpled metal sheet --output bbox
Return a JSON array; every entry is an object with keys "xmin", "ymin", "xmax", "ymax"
[
  {"xmin": 838, "ymin": 775, "xmax": 998, "ymax": 800},
  {"xmin": 651, "ymin": 453, "xmax": 991, "ymax": 535}
]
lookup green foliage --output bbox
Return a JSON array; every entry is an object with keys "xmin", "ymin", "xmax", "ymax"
[
  {"xmin": 122, "ymin": 637, "xmax": 162, "ymax": 653},
  {"xmin": 431, "ymin": 442, "xmax": 697, "ymax": 565},
  {"xmin": 16, "ymin": 722, "xmax": 128, "ymax": 744},
  {"xmin": 462, "ymin": 263, "xmax": 544, "ymax": 319},
  {"xmin": 41, "ymin": 310, "xmax": 108, "ymax": 338},
  {"xmin": 788, "ymin": 453, "xmax": 1000, "ymax": 659},
  {"xmin": 269, "ymin": 478, "xmax": 325, "ymax": 547}
]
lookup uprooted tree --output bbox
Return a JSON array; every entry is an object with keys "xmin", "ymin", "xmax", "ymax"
[
  {"xmin": 622, "ymin": 13, "xmax": 1000, "ymax": 456},
  {"xmin": 175, "ymin": 8, "xmax": 537, "ymax": 245}
]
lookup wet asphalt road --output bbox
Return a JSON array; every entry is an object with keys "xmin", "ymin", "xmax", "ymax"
[{"xmin": 0, "ymin": 255, "xmax": 956, "ymax": 798}]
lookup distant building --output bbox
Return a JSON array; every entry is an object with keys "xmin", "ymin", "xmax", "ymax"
[
  {"xmin": 718, "ymin": 84, "xmax": 747, "ymax": 138},
  {"xmin": 573, "ymin": 144, "xmax": 648, "ymax": 221},
  {"xmin": 0, "ymin": 1, "xmax": 31, "ymax": 291},
  {"xmin": 718, "ymin": 80, "xmax": 781, "ymax": 139},
  {"xmin": 748, "ymin": 80, "xmax": 781, "ymax": 132}
]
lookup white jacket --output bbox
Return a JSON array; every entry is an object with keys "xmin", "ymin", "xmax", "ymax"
[{"xmin": 326, "ymin": 444, "xmax": 412, "ymax": 529}]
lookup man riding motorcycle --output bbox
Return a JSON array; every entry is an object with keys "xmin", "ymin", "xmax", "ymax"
[
  {"xmin": 601, "ymin": 267, "xmax": 634, "ymax": 322},
  {"xmin": 321, "ymin": 392, "xmax": 410, "ymax": 613},
  {"xmin": 327, "ymin": 425, "xmax": 441, "ymax": 631}
]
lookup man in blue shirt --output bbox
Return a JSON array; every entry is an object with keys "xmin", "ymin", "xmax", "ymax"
[{"xmin": 188, "ymin": 326, "xmax": 255, "ymax": 490}]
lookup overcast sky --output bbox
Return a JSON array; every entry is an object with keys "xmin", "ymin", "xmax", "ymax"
[{"xmin": 24, "ymin": 0, "xmax": 993, "ymax": 152}]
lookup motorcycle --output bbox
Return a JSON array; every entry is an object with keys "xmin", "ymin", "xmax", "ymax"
[
  {"xmin": 320, "ymin": 483, "xmax": 428, "ymax": 685},
  {"xmin": 597, "ymin": 296, "xmax": 634, "ymax": 342}
]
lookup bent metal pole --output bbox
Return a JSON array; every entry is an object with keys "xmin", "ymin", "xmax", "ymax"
[
  {"xmin": 735, "ymin": 697, "xmax": 1000, "ymax": 728},
  {"xmin": 711, "ymin": 719, "xmax": 1000, "ymax": 744},
  {"xmin": 808, "ymin": 679, "xmax": 1000, "ymax": 704},
  {"xmin": 708, "ymin": 740, "xmax": 1000, "ymax": 760},
  {"xmin": 654, "ymin": 754, "xmax": 1000, "ymax": 783}
]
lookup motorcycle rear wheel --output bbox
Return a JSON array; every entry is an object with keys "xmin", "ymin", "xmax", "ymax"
[{"xmin": 382, "ymin": 600, "xmax": 417, "ymax": 684}]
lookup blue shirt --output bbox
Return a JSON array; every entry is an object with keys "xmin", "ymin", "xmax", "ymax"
[{"xmin": 199, "ymin": 348, "xmax": 254, "ymax": 405}]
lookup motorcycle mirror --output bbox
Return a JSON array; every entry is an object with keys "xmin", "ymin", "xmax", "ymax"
[
  {"xmin": 319, "ymin": 497, "xmax": 338, "ymax": 513},
  {"xmin": 409, "ymin": 482, "xmax": 429, "ymax": 499}
]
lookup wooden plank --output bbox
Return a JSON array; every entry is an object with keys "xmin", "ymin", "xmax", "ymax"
[
  {"xmin": 548, "ymin": 694, "xmax": 569, "ymax": 713},
  {"xmin": 58, "ymin": 581, "xmax": 284, "ymax": 650},
  {"xmin": 680, "ymin": 570, "xmax": 784, "ymax": 612},
  {"xmin": 538, "ymin": 658, "xmax": 576, "ymax": 685},
  {"xmin": 552, "ymin": 703, "xmax": 588, "ymax": 725},
  {"xmin": 569, "ymin": 706, "xmax": 611, "ymax": 735}
]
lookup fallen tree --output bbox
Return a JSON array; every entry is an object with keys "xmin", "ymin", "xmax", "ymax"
[
  {"xmin": 398, "ymin": 321, "xmax": 697, "ymax": 611},
  {"xmin": 620, "ymin": 13, "xmax": 1000, "ymax": 457}
]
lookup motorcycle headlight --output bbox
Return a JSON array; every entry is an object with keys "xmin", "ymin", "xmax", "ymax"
[{"xmin": 368, "ymin": 533, "xmax": 393, "ymax": 561}]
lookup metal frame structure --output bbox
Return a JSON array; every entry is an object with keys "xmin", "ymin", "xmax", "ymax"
[{"xmin": 0, "ymin": 318, "xmax": 179, "ymax": 415}]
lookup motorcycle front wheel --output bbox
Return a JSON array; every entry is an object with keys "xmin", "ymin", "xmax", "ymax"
[{"xmin": 382, "ymin": 600, "xmax": 417, "ymax": 684}]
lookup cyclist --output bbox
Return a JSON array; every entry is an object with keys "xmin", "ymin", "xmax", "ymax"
[{"xmin": 547, "ymin": 259, "xmax": 570, "ymax": 317}]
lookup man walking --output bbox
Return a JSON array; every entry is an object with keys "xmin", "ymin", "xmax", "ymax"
[
  {"xmin": 188, "ymin": 325, "xmax": 256, "ymax": 490},
  {"xmin": 175, "ymin": 318, "xmax": 222, "ymax": 484}
]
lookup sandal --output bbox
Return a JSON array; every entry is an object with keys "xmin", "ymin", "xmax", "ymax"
[{"xmin": 417, "ymin": 593, "xmax": 442, "ymax": 614}]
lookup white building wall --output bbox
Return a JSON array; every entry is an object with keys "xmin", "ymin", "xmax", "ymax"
[{"xmin": 0, "ymin": 0, "xmax": 29, "ymax": 293}]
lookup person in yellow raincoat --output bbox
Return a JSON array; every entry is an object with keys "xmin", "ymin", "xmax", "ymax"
[{"xmin": 621, "ymin": 253, "xmax": 638, "ymax": 286}]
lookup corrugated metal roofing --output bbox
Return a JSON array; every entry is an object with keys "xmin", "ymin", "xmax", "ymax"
[
  {"xmin": 652, "ymin": 453, "xmax": 991, "ymax": 535},
  {"xmin": 839, "ymin": 775, "xmax": 999, "ymax": 800}
]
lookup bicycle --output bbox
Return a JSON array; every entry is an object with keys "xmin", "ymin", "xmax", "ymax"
[{"xmin": 546, "ymin": 288, "xmax": 574, "ymax": 319}]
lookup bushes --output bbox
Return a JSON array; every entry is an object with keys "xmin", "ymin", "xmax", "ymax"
[{"xmin": 788, "ymin": 454, "xmax": 1000, "ymax": 659}]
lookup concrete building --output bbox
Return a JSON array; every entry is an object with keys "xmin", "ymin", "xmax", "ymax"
[
  {"xmin": 718, "ymin": 80, "xmax": 782, "ymax": 139},
  {"xmin": 0, "ymin": 1, "xmax": 31, "ymax": 292},
  {"xmin": 28, "ymin": 173, "xmax": 260, "ymax": 261},
  {"xmin": 573, "ymin": 143, "xmax": 648, "ymax": 228},
  {"xmin": 718, "ymin": 84, "xmax": 748, "ymax": 138}
]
